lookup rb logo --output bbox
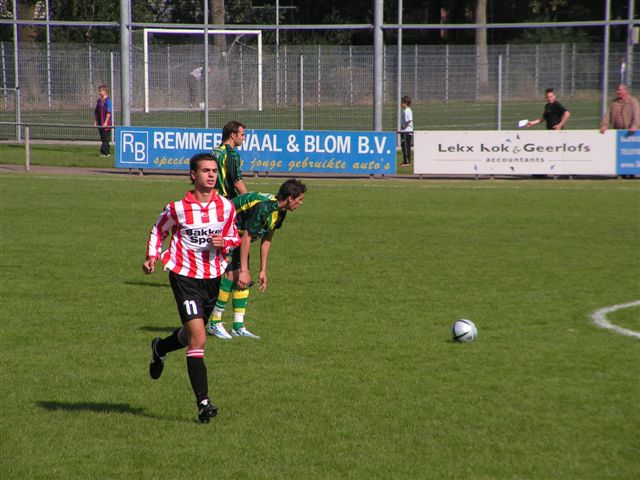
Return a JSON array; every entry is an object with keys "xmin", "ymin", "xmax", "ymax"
[{"xmin": 119, "ymin": 130, "xmax": 149, "ymax": 165}]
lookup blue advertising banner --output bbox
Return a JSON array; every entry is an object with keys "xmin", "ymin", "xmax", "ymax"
[
  {"xmin": 115, "ymin": 127, "xmax": 396, "ymax": 175},
  {"xmin": 616, "ymin": 131, "xmax": 640, "ymax": 175}
]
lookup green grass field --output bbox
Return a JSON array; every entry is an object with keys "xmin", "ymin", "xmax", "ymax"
[
  {"xmin": 0, "ymin": 144, "xmax": 113, "ymax": 168},
  {"xmin": 0, "ymin": 98, "xmax": 603, "ymax": 142},
  {"xmin": 1, "ymin": 171, "xmax": 639, "ymax": 479}
]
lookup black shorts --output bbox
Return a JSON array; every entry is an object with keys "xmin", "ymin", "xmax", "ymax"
[
  {"xmin": 225, "ymin": 247, "xmax": 248, "ymax": 273},
  {"xmin": 169, "ymin": 271, "xmax": 221, "ymax": 324}
]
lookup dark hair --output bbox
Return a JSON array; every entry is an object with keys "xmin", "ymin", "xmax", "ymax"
[
  {"xmin": 221, "ymin": 120, "xmax": 246, "ymax": 142},
  {"xmin": 276, "ymin": 179, "xmax": 307, "ymax": 201},
  {"xmin": 98, "ymin": 85, "xmax": 109, "ymax": 93},
  {"xmin": 189, "ymin": 152, "xmax": 215, "ymax": 184},
  {"xmin": 401, "ymin": 95, "xmax": 411, "ymax": 106},
  {"xmin": 544, "ymin": 88, "xmax": 555, "ymax": 94}
]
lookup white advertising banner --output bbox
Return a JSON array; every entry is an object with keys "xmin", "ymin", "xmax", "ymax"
[{"xmin": 414, "ymin": 130, "xmax": 616, "ymax": 175}]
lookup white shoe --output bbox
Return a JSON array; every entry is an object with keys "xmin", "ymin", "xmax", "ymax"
[
  {"xmin": 207, "ymin": 321, "xmax": 233, "ymax": 339},
  {"xmin": 231, "ymin": 326, "xmax": 260, "ymax": 339}
]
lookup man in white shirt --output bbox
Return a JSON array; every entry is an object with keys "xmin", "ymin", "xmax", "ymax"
[{"xmin": 399, "ymin": 95, "xmax": 413, "ymax": 166}]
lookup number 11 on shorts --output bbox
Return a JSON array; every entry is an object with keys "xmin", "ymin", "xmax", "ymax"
[{"xmin": 183, "ymin": 300, "xmax": 198, "ymax": 316}]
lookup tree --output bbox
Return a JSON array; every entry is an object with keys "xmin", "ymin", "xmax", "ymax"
[
  {"xmin": 210, "ymin": 0, "xmax": 228, "ymax": 108},
  {"xmin": 475, "ymin": 0, "xmax": 489, "ymax": 92},
  {"xmin": 49, "ymin": 0, "xmax": 119, "ymax": 43},
  {"xmin": 17, "ymin": 0, "xmax": 37, "ymax": 43},
  {"xmin": 211, "ymin": 0, "xmax": 225, "ymax": 46},
  {"xmin": 14, "ymin": 1, "xmax": 38, "ymax": 99},
  {"xmin": 515, "ymin": 0, "xmax": 593, "ymax": 43}
]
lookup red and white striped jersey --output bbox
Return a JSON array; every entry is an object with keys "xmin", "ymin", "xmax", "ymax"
[{"xmin": 146, "ymin": 191, "xmax": 240, "ymax": 279}]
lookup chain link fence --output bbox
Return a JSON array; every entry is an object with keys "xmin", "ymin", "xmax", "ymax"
[{"xmin": 1, "ymin": 41, "xmax": 638, "ymax": 140}]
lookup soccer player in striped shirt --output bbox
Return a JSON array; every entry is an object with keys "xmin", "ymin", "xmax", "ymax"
[
  {"xmin": 206, "ymin": 179, "xmax": 306, "ymax": 339},
  {"xmin": 142, "ymin": 153, "xmax": 240, "ymax": 423}
]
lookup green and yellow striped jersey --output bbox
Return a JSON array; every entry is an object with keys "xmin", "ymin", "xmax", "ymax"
[
  {"xmin": 212, "ymin": 144, "xmax": 243, "ymax": 199},
  {"xmin": 231, "ymin": 192, "xmax": 286, "ymax": 239}
]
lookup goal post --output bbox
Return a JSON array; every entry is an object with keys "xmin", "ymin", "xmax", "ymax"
[{"xmin": 142, "ymin": 28, "xmax": 262, "ymax": 113}]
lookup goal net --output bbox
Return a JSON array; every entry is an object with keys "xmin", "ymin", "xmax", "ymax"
[{"xmin": 138, "ymin": 28, "xmax": 262, "ymax": 113}]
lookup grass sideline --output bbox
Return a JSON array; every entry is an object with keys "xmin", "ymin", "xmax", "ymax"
[
  {"xmin": 0, "ymin": 98, "xmax": 602, "ymax": 142},
  {"xmin": 0, "ymin": 143, "xmax": 112, "ymax": 168},
  {"xmin": 1, "ymin": 173, "xmax": 639, "ymax": 479}
]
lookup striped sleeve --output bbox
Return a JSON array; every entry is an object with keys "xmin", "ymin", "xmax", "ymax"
[
  {"xmin": 146, "ymin": 203, "xmax": 177, "ymax": 259},
  {"xmin": 220, "ymin": 205, "xmax": 240, "ymax": 255}
]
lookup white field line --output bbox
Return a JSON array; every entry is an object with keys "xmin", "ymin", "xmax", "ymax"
[
  {"xmin": 1, "ymin": 173, "xmax": 639, "ymax": 193},
  {"xmin": 590, "ymin": 300, "xmax": 640, "ymax": 339}
]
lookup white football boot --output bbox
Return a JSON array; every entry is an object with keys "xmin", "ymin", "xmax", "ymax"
[
  {"xmin": 207, "ymin": 321, "xmax": 233, "ymax": 340},
  {"xmin": 231, "ymin": 326, "xmax": 260, "ymax": 339}
]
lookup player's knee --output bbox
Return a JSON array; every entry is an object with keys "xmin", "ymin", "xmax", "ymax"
[
  {"xmin": 186, "ymin": 320, "xmax": 207, "ymax": 349},
  {"xmin": 189, "ymin": 333, "xmax": 206, "ymax": 350}
]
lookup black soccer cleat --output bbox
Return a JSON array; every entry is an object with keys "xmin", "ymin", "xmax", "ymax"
[
  {"xmin": 149, "ymin": 337, "xmax": 166, "ymax": 380},
  {"xmin": 197, "ymin": 398, "xmax": 219, "ymax": 424}
]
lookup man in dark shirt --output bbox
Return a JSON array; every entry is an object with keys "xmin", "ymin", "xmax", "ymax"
[{"xmin": 526, "ymin": 88, "xmax": 570, "ymax": 130}]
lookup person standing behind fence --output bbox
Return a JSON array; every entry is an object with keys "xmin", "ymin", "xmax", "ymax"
[
  {"xmin": 399, "ymin": 96, "xmax": 413, "ymax": 166},
  {"xmin": 188, "ymin": 66, "xmax": 210, "ymax": 108},
  {"xmin": 188, "ymin": 66, "xmax": 203, "ymax": 107},
  {"xmin": 526, "ymin": 88, "xmax": 570, "ymax": 130},
  {"xmin": 93, "ymin": 85, "xmax": 112, "ymax": 157},
  {"xmin": 599, "ymin": 84, "xmax": 639, "ymax": 134}
]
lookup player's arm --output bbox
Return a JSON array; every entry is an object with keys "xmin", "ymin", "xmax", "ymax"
[
  {"xmin": 142, "ymin": 257, "xmax": 156, "ymax": 274},
  {"xmin": 405, "ymin": 109, "xmax": 413, "ymax": 129},
  {"xmin": 230, "ymin": 152, "xmax": 248, "ymax": 195},
  {"xmin": 236, "ymin": 230, "xmax": 253, "ymax": 289},
  {"xmin": 142, "ymin": 204, "xmax": 175, "ymax": 274},
  {"xmin": 553, "ymin": 110, "xmax": 570, "ymax": 130},
  {"xmin": 234, "ymin": 179, "xmax": 248, "ymax": 195},
  {"xmin": 103, "ymin": 98, "xmax": 113, "ymax": 126},
  {"xmin": 526, "ymin": 118, "xmax": 542, "ymax": 128},
  {"xmin": 401, "ymin": 116, "xmax": 412, "ymax": 130},
  {"xmin": 258, "ymin": 229, "xmax": 275, "ymax": 291}
]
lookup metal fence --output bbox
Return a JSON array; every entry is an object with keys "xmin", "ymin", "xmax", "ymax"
[{"xmin": 1, "ymin": 41, "xmax": 638, "ymax": 141}]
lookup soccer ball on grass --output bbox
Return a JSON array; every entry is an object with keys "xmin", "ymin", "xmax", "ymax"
[{"xmin": 452, "ymin": 319, "xmax": 478, "ymax": 343}]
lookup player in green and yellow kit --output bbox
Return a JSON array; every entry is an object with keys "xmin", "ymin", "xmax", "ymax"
[
  {"xmin": 207, "ymin": 121, "xmax": 249, "ymax": 339},
  {"xmin": 212, "ymin": 120, "xmax": 248, "ymax": 199},
  {"xmin": 206, "ymin": 179, "xmax": 306, "ymax": 339}
]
